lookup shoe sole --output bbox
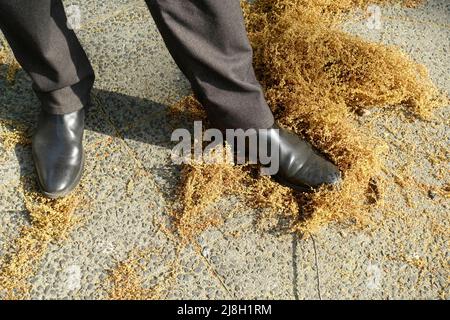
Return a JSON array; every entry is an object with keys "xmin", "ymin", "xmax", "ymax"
[
  {"xmin": 38, "ymin": 150, "xmax": 85, "ymax": 199},
  {"xmin": 272, "ymin": 174, "xmax": 315, "ymax": 193}
]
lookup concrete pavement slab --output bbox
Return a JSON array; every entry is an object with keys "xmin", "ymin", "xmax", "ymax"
[{"xmin": 0, "ymin": 0, "xmax": 448, "ymax": 300}]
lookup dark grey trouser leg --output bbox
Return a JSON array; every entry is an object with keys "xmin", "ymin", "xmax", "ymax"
[
  {"xmin": 146, "ymin": 0, "xmax": 274, "ymax": 130},
  {"xmin": 0, "ymin": 0, "xmax": 94, "ymax": 114}
]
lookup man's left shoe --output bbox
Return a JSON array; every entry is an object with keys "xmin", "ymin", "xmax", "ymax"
[
  {"xmin": 32, "ymin": 109, "xmax": 85, "ymax": 199},
  {"xmin": 257, "ymin": 124, "xmax": 341, "ymax": 192}
]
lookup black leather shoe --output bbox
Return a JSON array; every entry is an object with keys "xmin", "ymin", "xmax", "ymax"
[
  {"xmin": 32, "ymin": 109, "xmax": 85, "ymax": 198},
  {"xmin": 258, "ymin": 124, "xmax": 341, "ymax": 192}
]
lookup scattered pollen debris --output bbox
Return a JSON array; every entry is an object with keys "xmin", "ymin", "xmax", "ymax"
[
  {"xmin": 169, "ymin": 0, "xmax": 448, "ymax": 242},
  {"xmin": 0, "ymin": 41, "xmax": 20, "ymax": 85},
  {"xmin": 1, "ymin": 0, "xmax": 448, "ymax": 300},
  {"xmin": 0, "ymin": 119, "xmax": 32, "ymax": 150},
  {"xmin": 106, "ymin": 247, "xmax": 179, "ymax": 300},
  {"xmin": 0, "ymin": 178, "xmax": 83, "ymax": 299}
]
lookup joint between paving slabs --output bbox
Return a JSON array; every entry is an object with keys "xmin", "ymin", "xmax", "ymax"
[
  {"xmin": 382, "ymin": 14, "xmax": 450, "ymax": 29},
  {"xmin": 195, "ymin": 241, "xmax": 235, "ymax": 299},
  {"xmin": 77, "ymin": 0, "xmax": 146, "ymax": 31},
  {"xmin": 310, "ymin": 235, "xmax": 323, "ymax": 300},
  {"xmin": 292, "ymin": 233, "xmax": 300, "ymax": 300},
  {"xmin": 95, "ymin": 95, "xmax": 236, "ymax": 298}
]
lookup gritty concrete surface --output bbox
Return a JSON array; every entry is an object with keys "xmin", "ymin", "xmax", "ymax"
[{"xmin": 0, "ymin": 1, "xmax": 448, "ymax": 300}]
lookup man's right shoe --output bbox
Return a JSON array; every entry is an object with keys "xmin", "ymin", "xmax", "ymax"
[{"xmin": 32, "ymin": 109, "xmax": 85, "ymax": 199}]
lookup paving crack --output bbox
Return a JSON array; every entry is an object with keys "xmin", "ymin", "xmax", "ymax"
[
  {"xmin": 79, "ymin": 0, "xmax": 146, "ymax": 30},
  {"xmin": 292, "ymin": 233, "xmax": 300, "ymax": 300},
  {"xmin": 310, "ymin": 234, "xmax": 322, "ymax": 300},
  {"xmin": 195, "ymin": 241, "xmax": 235, "ymax": 299},
  {"xmin": 93, "ymin": 95, "xmax": 162, "ymax": 185},
  {"xmin": 95, "ymin": 95, "xmax": 234, "ymax": 299}
]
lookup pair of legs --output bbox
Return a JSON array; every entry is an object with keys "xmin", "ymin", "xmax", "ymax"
[
  {"xmin": 0, "ymin": 0, "xmax": 273, "ymax": 129},
  {"xmin": 0, "ymin": 0, "xmax": 340, "ymax": 197}
]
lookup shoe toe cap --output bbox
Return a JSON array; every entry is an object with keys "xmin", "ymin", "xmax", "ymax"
[
  {"xmin": 304, "ymin": 159, "xmax": 341, "ymax": 188},
  {"xmin": 34, "ymin": 154, "xmax": 84, "ymax": 198},
  {"xmin": 38, "ymin": 170, "xmax": 78, "ymax": 198},
  {"xmin": 323, "ymin": 164, "xmax": 341, "ymax": 186}
]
